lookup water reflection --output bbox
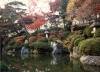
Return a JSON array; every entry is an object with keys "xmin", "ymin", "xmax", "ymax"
[
  {"xmin": 21, "ymin": 52, "xmax": 29, "ymax": 60},
  {"xmin": 82, "ymin": 65, "xmax": 100, "ymax": 72},
  {"xmin": 1, "ymin": 54, "xmax": 100, "ymax": 72},
  {"xmin": 51, "ymin": 54, "xmax": 69, "ymax": 65},
  {"xmin": 20, "ymin": 47, "xmax": 29, "ymax": 60}
]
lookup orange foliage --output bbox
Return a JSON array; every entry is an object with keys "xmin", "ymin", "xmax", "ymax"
[
  {"xmin": 29, "ymin": 36, "xmax": 37, "ymax": 44},
  {"xmin": 37, "ymin": 36, "xmax": 45, "ymax": 41},
  {"xmin": 15, "ymin": 36, "xmax": 25, "ymax": 45}
]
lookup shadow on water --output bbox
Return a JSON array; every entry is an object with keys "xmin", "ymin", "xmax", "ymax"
[{"xmin": 1, "ymin": 53, "xmax": 100, "ymax": 72}]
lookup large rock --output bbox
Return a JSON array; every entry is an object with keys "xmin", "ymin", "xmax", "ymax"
[{"xmin": 80, "ymin": 55, "xmax": 100, "ymax": 66}]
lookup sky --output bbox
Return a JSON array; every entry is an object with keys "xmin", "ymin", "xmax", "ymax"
[
  {"xmin": 0, "ymin": 0, "xmax": 57, "ymax": 16},
  {"xmin": 0, "ymin": 0, "xmax": 29, "ymax": 8}
]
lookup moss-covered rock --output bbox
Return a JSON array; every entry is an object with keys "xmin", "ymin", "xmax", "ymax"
[
  {"xmin": 78, "ymin": 38, "xmax": 100, "ymax": 56},
  {"xmin": 95, "ymin": 28, "xmax": 100, "ymax": 37}
]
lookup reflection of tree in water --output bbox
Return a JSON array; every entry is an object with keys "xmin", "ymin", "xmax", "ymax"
[
  {"xmin": 51, "ymin": 54, "xmax": 69, "ymax": 65},
  {"xmin": 71, "ymin": 59, "xmax": 85, "ymax": 72},
  {"xmin": 82, "ymin": 65, "xmax": 100, "ymax": 72},
  {"xmin": 1, "ymin": 54, "xmax": 97, "ymax": 72},
  {"xmin": 20, "ymin": 46, "xmax": 29, "ymax": 60}
]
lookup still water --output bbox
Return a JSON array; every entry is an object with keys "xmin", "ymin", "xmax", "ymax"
[{"xmin": 1, "ymin": 54, "xmax": 100, "ymax": 72}]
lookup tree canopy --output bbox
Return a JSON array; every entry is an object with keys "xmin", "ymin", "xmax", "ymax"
[{"xmin": 0, "ymin": 1, "xmax": 26, "ymax": 35}]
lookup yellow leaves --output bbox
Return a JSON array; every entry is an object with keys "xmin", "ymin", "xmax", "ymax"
[
  {"xmin": 66, "ymin": 0, "xmax": 76, "ymax": 13},
  {"xmin": 66, "ymin": 0, "xmax": 94, "ymax": 20},
  {"xmin": 66, "ymin": 0, "xmax": 77, "ymax": 20}
]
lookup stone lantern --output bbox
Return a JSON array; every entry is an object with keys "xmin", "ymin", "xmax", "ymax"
[
  {"xmin": 44, "ymin": 30, "xmax": 49, "ymax": 39},
  {"xmin": 90, "ymin": 14, "xmax": 100, "ymax": 37}
]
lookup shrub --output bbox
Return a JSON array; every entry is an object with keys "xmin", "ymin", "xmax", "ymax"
[
  {"xmin": 37, "ymin": 33, "xmax": 45, "ymax": 36},
  {"xmin": 71, "ymin": 35, "xmax": 82, "ymax": 43},
  {"xmin": 6, "ymin": 42, "xmax": 22, "ymax": 50},
  {"xmin": 8, "ymin": 39, "xmax": 15, "ymax": 45},
  {"xmin": 48, "ymin": 35, "xmax": 58, "ymax": 41},
  {"xmin": 68, "ymin": 35, "xmax": 84, "ymax": 50},
  {"xmin": 95, "ymin": 28, "xmax": 100, "ymax": 37},
  {"xmin": 37, "ymin": 37, "xmax": 48, "ymax": 42},
  {"xmin": 0, "ymin": 62, "xmax": 8, "ymax": 71},
  {"xmin": 63, "ymin": 33, "xmax": 84, "ymax": 50},
  {"xmin": 74, "ymin": 37, "xmax": 85, "ymax": 46},
  {"xmin": 63, "ymin": 31, "xmax": 70, "ymax": 38},
  {"xmin": 78, "ymin": 38, "xmax": 100, "ymax": 56},
  {"xmin": 32, "ymin": 29, "xmax": 44, "ymax": 35},
  {"xmin": 24, "ymin": 43, "xmax": 30, "ymax": 48},
  {"xmin": 29, "ymin": 36, "xmax": 37, "ymax": 44},
  {"xmin": 14, "ymin": 36, "xmax": 25, "ymax": 45},
  {"xmin": 31, "ymin": 41, "xmax": 50, "ymax": 49},
  {"xmin": 6, "ymin": 44, "xmax": 17, "ymax": 50},
  {"xmin": 39, "ymin": 38, "xmax": 48, "ymax": 42},
  {"xmin": 83, "ymin": 26, "xmax": 93, "ymax": 38}
]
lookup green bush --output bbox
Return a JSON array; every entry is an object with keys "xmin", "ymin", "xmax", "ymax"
[
  {"xmin": 83, "ymin": 26, "xmax": 93, "ymax": 37},
  {"xmin": 95, "ymin": 28, "xmax": 100, "ymax": 37},
  {"xmin": 38, "ymin": 38, "xmax": 48, "ymax": 42},
  {"xmin": 63, "ymin": 33, "xmax": 84, "ymax": 50},
  {"xmin": 70, "ymin": 35, "xmax": 84, "ymax": 45},
  {"xmin": 0, "ymin": 62, "xmax": 8, "ymax": 71},
  {"xmin": 74, "ymin": 37, "xmax": 85, "ymax": 46},
  {"xmin": 31, "ymin": 29, "xmax": 44, "ymax": 36},
  {"xmin": 78, "ymin": 38, "xmax": 100, "ymax": 56},
  {"xmin": 63, "ymin": 31, "xmax": 70, "ymax": 38},
  {"xmin": 24, "ymin": 43, "xmax": 30, "ymax": 48},
  {"xmin": 8, "ymin": 39, "xmax": 15, "ymax": 45},
  {"xmin": 6, "ymin": 43, "xmax": 22, "ymax": 50},
  {"xmin": 31, "ymin": 41, "xmax": 50, "ymax": 49},
  {"xmin": 6, "ymin": 44, "xmax": 17, "ymax": 50}
]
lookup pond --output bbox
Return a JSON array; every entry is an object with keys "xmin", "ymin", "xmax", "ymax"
[{"xmin": 1, "ymin": 54, "xmax": 100, "ymax": 72}]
